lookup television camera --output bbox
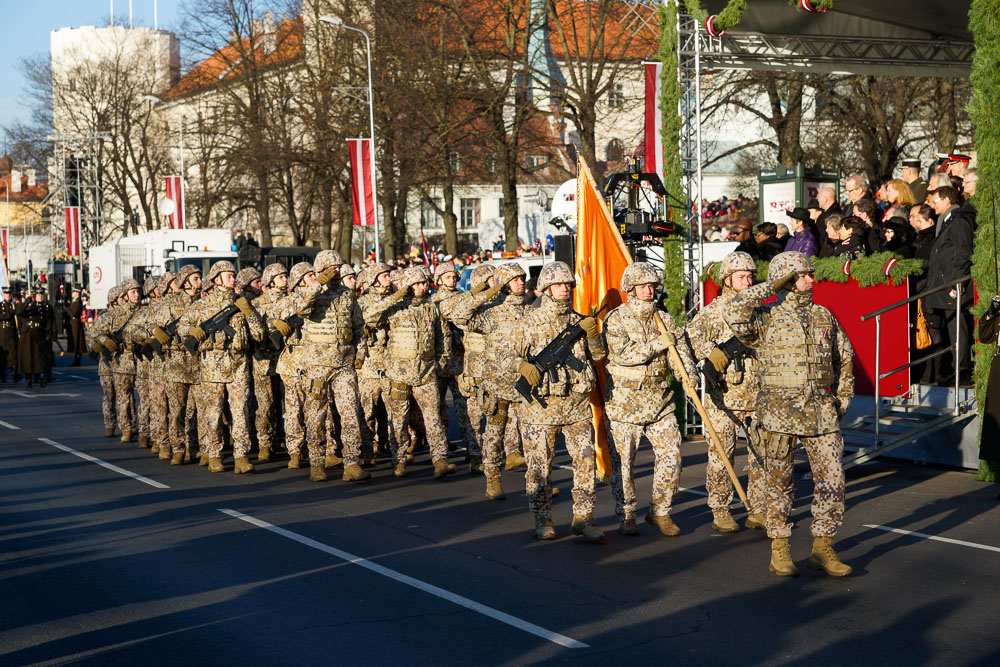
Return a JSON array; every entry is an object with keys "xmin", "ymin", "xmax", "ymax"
[{"xmin": 603, "ymin": 158, "xmax": 684, "ymax": 262}]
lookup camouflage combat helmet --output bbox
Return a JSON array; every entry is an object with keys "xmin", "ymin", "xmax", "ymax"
[
  {"xmin": 206, "ymin": 260, "xmax": 237, "ymax": 284},
  {"xmin": 619, "ymin": 262, "xmax": 661, "ymax": 293},
  {"xmin": 767, "ymin": 251, "xmax": 813, "ymax": 284},
  {"xmin": 159, "ymin": 271, "xmax": 176, "ymax": 293},
  {"xmin": 314, "ymin": 249, "xmax": 345, "ymax": 273},
  {"xmin": 176, "ymin": 264, "xmax": 201, "ymax": 289},
  {"xmin": 142, "ymin": 275, "xmax": 158, "ymax": 296},
  {"xmin": 260, "ymin": 262, "xmax": 288, "ymax": 287},
  {"xmin": 364, "ymin": 262, "xmax": 392, "ymax": 289},
  {"xmin": 469, "ymin": 264, "xmax": 496, "ymax": 291},
  {"xmin": 536, "ymin": 261, "xmax": 575, "ymax": 293},
  {"xmin": 288, "ymin": 262, "xmax": 315, "ymax": 289},
  {"xmin": 401, "ymin": 266, "xmax": 430, "ymax": 289},
  {"xmin": 340, "ymin": 263, "xmax": 355, "ymax": 278},
  {"xmin": 120, "ymin": 278, "xmax": 141, "ymax": 294},
  {"xmin": 719, "ymin": 251, "xmax": 756, "ymax": 282},
  {"xmin": 236, "ymin": 267, "xmax": 261, "ymax": 289},
  {"xmin": 434, "ymin": 262, "xmax": 458, "ymax": 281},
  {"xmin": 492, "ymin": 261, "xmax": 526, "ymax": 289},
  {"xmin": 107, "ymin": 286, "xmax": 121, "ymax": 304}
]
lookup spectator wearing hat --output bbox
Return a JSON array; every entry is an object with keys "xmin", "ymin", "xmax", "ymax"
[
  {"xmin": 901, "ymin": 159, "xmax": 927, "ymax": 204},
  {"xmin": 784, "ymin": 207, "xmax": 819, "ymax": 257},
  {"xmin": 806, "ymin": 198, "xmax": 823, "ymax": 222}
]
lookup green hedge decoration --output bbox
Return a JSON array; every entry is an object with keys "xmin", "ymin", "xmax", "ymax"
[
  {"xmin": 679, "ymin": 0, "xmax": 834, "ymax": 32},
  {"xmin": 700, "ymin": 252, "xmax": 923, "ymax": 287}
]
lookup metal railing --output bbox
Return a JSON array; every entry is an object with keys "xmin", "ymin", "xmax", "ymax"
[{"xmin": 860, "ymin": 274, "xmax": 972, "ymax": 443}]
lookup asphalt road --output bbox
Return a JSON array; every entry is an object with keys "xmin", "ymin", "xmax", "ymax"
[{"xmin": 2, "ymin": 356, "xmax": 999, "ymax": 666}]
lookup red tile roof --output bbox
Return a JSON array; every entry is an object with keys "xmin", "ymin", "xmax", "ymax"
[{"xmin": 0, "ymin": 173, "xmax": 48, "ymax": 202}]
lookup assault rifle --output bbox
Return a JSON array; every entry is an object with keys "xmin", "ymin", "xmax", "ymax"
[
  {"xmin": 149, "ymin": 316, "xmax": 181, "ymax": 359},
  {"xmin": 700, "ymin": 335, "xmax": 752, "ymax": 392},
  {"xmin": 267, "ymin": 313, "xmax": 304, "ymax": 352},
  {"xmin": 183, "ymin": 302, "xmax": 240, "ymax": 354},
  {"xmin": 515, "ymin": 304, "xmax": 607, "ymax": 407}
]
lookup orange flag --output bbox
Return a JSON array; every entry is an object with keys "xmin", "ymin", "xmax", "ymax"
[{"xmin": 573, "ymin": 157, "xmax": 632, "ymax": 480}]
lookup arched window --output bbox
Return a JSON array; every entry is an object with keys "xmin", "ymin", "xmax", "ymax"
[{"xmin": 606, "ymin": 138, "xmax": 624, "ymax": 163}]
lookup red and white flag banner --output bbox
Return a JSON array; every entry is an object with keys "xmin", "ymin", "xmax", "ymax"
[
  {"xmin": 65, "ymin": 206, "xmax": 81, "ymax": 256},
  {"xmin": 643, "ymin": 61, "xmax": 664, "ymax": 181},
  {"xmin": 349, "ymin": 138, "xmax": 375, "ymax": 227},
  {"xmin": 0, "ymin": 229, "xmax": 7, "ymax": 260},
  {"xmin": 164, "ymin": 175, "xmax": 185, "ymax": 229}
]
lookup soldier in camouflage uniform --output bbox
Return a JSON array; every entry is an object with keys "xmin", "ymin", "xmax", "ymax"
[
  {"xmin": 504, "ymin": 261, "xmax": 606, "ymax": 542},
  {"xmin": 724, "ymin": 251, "xmax": 854, "ymax": 577},
  {"xmin": 249, "ymin": 263, "xmax": 287, "ymax": 462},
  {"xmin": 686, "ymin": 252, "xmax": 767, "ymax": 533},
  {"xmin": 180, "ymin": 261, "xmax": 264, "ymax": 473},
  {"xmin": 365, "ymin": 265, "xmax": 455, "ymax": 479},
  {"xmin": 89, "ymin": 286, "xmax": 120, "ymax": 437},
  {"xmin": 292, "ymin": 249, "xmax": 371, "ymax": 482},
  {"xmin": 357, "ymin": 262, "xmax": 393, "ymax": 463},
  {"xmin": 272, "ymin": 262, "xmax": 315, "ymax": 470},
  {"xmin": 98, "ymin": 278, "xmax": 142, "ymax": 443},
  {"xmin": 431, "ymin": 262, "xmax": 477, "ymax": 465},
  {"xmin": 143, "ymin": 273, "xmax": 174, "ymax": 457},
  {"xmin": 340, "ymin": 264, "xmax": 357, "ymax": 292},
  {"xmin": 604, "ymin": 262, "xmax": 697, "ymax": 537},
  {"xmin": 236, "ymin": 267, "xmax": 261, "ymax": 297},
  {"xmin": 126, "ymin": 276, "xmax": 158, "ymax": 449}
]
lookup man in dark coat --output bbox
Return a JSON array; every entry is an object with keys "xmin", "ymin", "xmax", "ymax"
[
  {"xmin": 66, "ymin": 286, "xmax": 85, "ymax": 366},
  {"xmin": 924, "ymin": 186, "xmax": 975, "ymax": 384},
  {"xmin": 0, "ymin": 287, "xmax": 17, "ymax": 382}
]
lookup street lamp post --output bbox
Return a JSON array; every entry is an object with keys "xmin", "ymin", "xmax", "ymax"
[{"xmin": 319, "ymin": 14, "xmax": 381, "ymax": 262}]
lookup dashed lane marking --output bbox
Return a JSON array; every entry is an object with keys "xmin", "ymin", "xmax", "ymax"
[
  {"xmin": 864, "ymin": 524, "xmax": 1000, "ymax": 554},
  {"xmin": 218, "ymin": 509, "xmax": 590, "ymax": 649},
  {"xmin": 0, "ymin": 419, "xmax": 20, "ymax": 429},
  {"xmin": 38, "ymin": 438, "xmax": 170, "ymax": 489}
]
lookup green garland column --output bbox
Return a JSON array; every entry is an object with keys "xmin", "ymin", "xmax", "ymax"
[{"xmin": 969, "ymin": 0, "xmax": 1000, "ymax": 482}]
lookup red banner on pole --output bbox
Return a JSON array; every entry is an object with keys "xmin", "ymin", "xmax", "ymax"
[
  {"xmin": 0, "ymin": 229, "xmax": 7, "ymax": 260},
  {"xmin": 643, "ymin": 61, "xmax": 663, "ymax": 181},
  {"xmin": 65, "ymin": 206, "xmax": 81, "ymax": 256},
  {"xmin": 349, "ymin": 138, "xmax": 375, "ymax": 227},
  {"xmin": 164, "ymin": 175, "xmax": 185, "ymax": 229}
]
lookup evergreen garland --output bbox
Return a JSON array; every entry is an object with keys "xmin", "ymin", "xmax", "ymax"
[
  {"xmin": 700, "ymin": 253, "xmax": 922, "ymax": 288},
  {"xmin": 679, "ymin": 0, "xmax": 834, "ymax": 32},
  {"xmin": 968, "ymin": 0, "xmax": 1000, "ymax": 482}
]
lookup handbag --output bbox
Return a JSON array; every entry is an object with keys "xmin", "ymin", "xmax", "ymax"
[{"xmin": 915, "ymin": 299, "xmax": 932, "ymax": 350}]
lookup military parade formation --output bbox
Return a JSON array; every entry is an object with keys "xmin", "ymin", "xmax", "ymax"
[{"xmin": 3, "ymin": 249, "xmax": 855, "ymax": 577}]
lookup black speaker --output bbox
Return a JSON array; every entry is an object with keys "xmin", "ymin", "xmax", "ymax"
[{"xmin": 552, "ymin": 234, "xmax": 574, "ymax": 264}]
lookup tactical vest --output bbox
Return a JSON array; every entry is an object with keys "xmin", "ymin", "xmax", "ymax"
[
  {"xmin": 302, "ymin": 287, "xmax": 354, "ymax": 346},
  {"xmin": 388, "ymin": 301, "xmax": 436, "ymax": 360},
  {"xmin": 759, "ymin": 302, "xmax": 835, "ymax": 394},
  {"xmin": 525, "ymin": 306, "xmax": 595, "ymax": 398},
  {"xmin": 605, "ymin": 304, "xmax": 670, "ymax": 390}
]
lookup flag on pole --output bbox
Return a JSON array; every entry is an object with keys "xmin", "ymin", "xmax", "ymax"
[
  {"xmin": 573, "ymin": 156, "xmax": 632, "ymax": 480},
  {"xmin": 0, "ymin": 229, "xmax": 7, "ymax": 261},
  {"xmin": 164, "ymin": 175, "xmax": 185, "ymax": 229},
  {"xmin": 65, "ymin": 206, "xmax": 81, "ymax": 256},
  {"xmin": 643, "ymin": 61, "xmax": 664, "ymax": 181},
  {"xmin": 349, "ymin": 138, "xmax": 376, "ymax": 227}
]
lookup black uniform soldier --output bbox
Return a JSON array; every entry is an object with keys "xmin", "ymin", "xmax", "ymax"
[
  {"xmin": 66, "ymin": 286, "xmax": 85, "ymax": 366},
  {"xmin": 0, "ymin": 286, "xmax": 18, "ymax": 381}
]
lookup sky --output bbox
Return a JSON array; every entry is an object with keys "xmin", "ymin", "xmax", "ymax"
[{"xmin": 0, "ymin": 0, "xmax": 186, "ymax": 147}]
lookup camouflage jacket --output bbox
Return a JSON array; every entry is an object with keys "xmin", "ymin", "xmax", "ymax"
[
  {"xmin": 503, "ymin": 296, "xmax": 606, "ymax": 426},
  {"xmin": 604, "ymin": 300, "xmax": 696, "ymax": 425},
  {"xmin": 99, "ymin": 302, "xmax": 139, "ymax": 376},
  {"xmin": 724, "ymin": 282, "xmax": 854, "ymax": 436},
  {"xmin": 431, "ymin": 286, "xmax": 464, "ymax": 377},
  {"xmin": 152, "ymin": 292, "xmax": 200, "ymax": 384},
  {"xmin": 124, "ymin": 301, "xmax": 157, "ymax": 379},
  {"xmin": 89, "ymin": 305, "xmax": 118, "ymax": 377},
  {"xmin": 685, "ymin": 287, "xmax": 761, "ymax": 412},
  {"xmin": 273, "ymin": 289, "xmax": 307, "ymax": 378},
  {"xmin": 178, "ymin": 287, "xmax": 263, "ymax": 384},
  {"xmin": 441, "ymin": 289, "xmax": 503, "ymax": 396},
  {"xmin": 367, "ymin": 293, "xmax": 451, "ymax": 388},
  {"xmin": 470, "ymin": 292, "xmax": 532, "ymax": 402},
  {"xmin": 357, "ymin": 289, "xmax": 390, "ymax": 380},
  {"xmin": 249, "ymin": 289, "xmax": 285, "ymax": 377},
  {"xmin": 293, "ymin": 281, "xmax": 363, "ymax": 374}
]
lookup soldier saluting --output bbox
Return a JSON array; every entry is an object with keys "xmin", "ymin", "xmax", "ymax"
[{"xmin": 724, "ymin": 251, "xmax": 854, "ymax": 577}]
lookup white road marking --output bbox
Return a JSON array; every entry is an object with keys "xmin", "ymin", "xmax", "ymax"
[
  {"xmin": 0, "ymin": 389, "xmax": 81, "ymax": 398},
  {"xmin": 0, "ymin": 419, "xmax": 20, "ymax": 429},
  {"xmin": 38, "ymin": 438, "xmax": 170, "ymax": 489},
  {"xmin": 70, "ymin": 375, "xmax": 88, "ymax": 381},
  {"xmin": 864, "ymin": 524, "xmax": 1000, "ymax": 554},
  {"xmin": 219, "ymin": 509, "xmax": 589, "ymax": 649}
]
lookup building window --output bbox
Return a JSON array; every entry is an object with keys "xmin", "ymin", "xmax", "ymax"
[
  {"xmin": 498, "ymin": 198, "xmax": 504, "ymax": 217},
  {"xmin": 420, "ymin": 199, "xmax": 443, "ymax": 229},
  {"xmin": 607, "ymin": 82, "xmax": 624, "ymax": 108},
  {"xmin": 460, "ymin": 198, "xmax": 481, "ymax": 228},
  {"xmin": 485, "ymin": 153, "xmax": 498, "ymax": 174},
  {"xmin": 526, "ymin": 154, "xmax": 547, "ymax": 169},
  {"xmin": 449, "ymin": 152, "xmax": 461, "ymax": 173},
  {"xmin": 606, "ymin": 138, "xmax": 625, "ymax": 163}
]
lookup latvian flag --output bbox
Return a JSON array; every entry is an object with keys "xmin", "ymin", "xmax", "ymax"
[
  {"xmin": 65, "ymin": 206, "xmax": 81, "ymax": 256},
  {"xmin": 0, "ymin": 228, "xmax": 7, "ymax": 260},
  {"xmin": 349, "ymin": 138, "xmax": 375, "ymax": 227},
  {"xmin": 164, "ymin": 175, "xmax": 185, "ymax": 229},
  {"xmin": 643, "ymin": 61, "xmax": 664, "ymax": 181}
]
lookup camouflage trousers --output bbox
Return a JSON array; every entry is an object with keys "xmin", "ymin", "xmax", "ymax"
[
  {"xmin": 608, "ymin": 413, "xmax": 681, "ymax": 518},
  {"xmin": 136, "ymin": 377, "xmax": 150, "ymax": 438},
  {"xmin": 253, "ymin": 374, "xmax": 278, "ymax": 452},
  {"xmin": 113, "ymin": 373, "xmax": 136, "ymax": 435},
  {"xmin": 100, "ymin": 375, "xmax": 116, "ymax": 430},
  {"xmin": 438, "ymin": 375, "xmax": 477, "ymax": 456},
  {"xmin": 165, "ymin": 381, "xmax": 199, "ymax": 454},
  {"xmin": 304, "ymin": 365, "xmax": 365, "ymax": 467},
  {"xmin": 198, "ymin": 378, "xmax": 252, "ymax": 458},
  {"xmin": 386, "ymin": 380, "xmax": 448, "ymax": 465},
  {"xmin": 522, "ymin": 419, "xmax": 595, "ymax": 521},
  {"xmin": 281, "ymin": 374, "xmax": 306, "ymax": 456},
  {"xmin": 764, "ymin": 431, "xmax": 846, "ymax": 539},
  {"xmin": 358, "ymin": 375, "xmax": 387, "ymax": 456},
  {"xmin": 480, "ymin": 397, "xmax": 523, "ymax": 476},
  {"xmin": 704, "ymin": 403, "xmax": 766, "ymax": 516},
  {"xmin": 148, "ymin": 376, "xmax": 169, "ymax": 445}
]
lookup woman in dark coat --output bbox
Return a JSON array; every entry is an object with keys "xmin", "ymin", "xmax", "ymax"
[{"xmin": 978, "ymin": 297, "xmax": 1000, "ymax": 464}]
